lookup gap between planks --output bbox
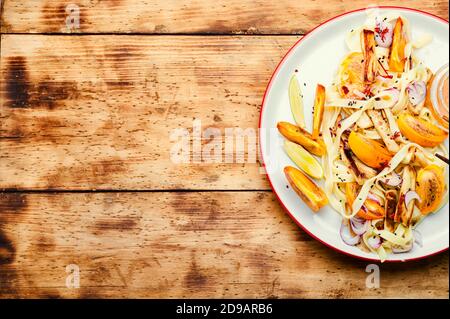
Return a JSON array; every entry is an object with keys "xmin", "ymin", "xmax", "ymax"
[
  {"xmin": 0, "ymin": 32, "xmax": 306, "ymax": 36},
  {"xmin": 0, "ymin": 189, "xmax": 274, "ymax": 194}
]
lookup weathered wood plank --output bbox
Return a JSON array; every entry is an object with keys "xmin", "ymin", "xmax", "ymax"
[
  {"xmin": 1, "ymin": 0, "xmax": 448, "ymax": 34},
  {"xmin": 0, "ymin": 191, "xmax": 447, "ymax": 298},
  {"xmin": 0, "ymin": 35, "xmax": 294, "ymax": 190}
]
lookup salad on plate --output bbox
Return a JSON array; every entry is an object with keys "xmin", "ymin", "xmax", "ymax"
[{"xmin": 277, "ymin": 10, "xmax": 449, "ymax": 261}]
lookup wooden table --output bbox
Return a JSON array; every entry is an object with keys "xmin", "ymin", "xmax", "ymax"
[{"xmin": 0, "ymin": 0, "xmax": 448, "ymax": 299}]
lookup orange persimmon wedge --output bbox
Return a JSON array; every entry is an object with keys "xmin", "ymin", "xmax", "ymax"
[
  {"xmin": 397, "ymin": 113, "xmax": 448, "ymax": 147},
  {"xmin": 338, "ymin": 52, "xmax": 365, "ymax": 99},
  {"xmin": 312, "ymin": 84, "xmax": 326, "ymax": 140},
  {"xmin": 345, "ymin": 182, "xmax": 385, "ymax": 220},
  {"xmin": 389, "ymin": 17, "xmax": 407, "ymax": 73},
  {"xmin": 277, "ymin": 121, "xmax": 326, "ymax": 156},
  {"xmin": 284, "ymin": 166, "xmax": 328, "ymax": 212},
  {"xmin": 416, "ymin": 165, "xmax": 446, "ymax": 215},
  {"xmin": 348, "ymin": 131, "xmax": 393, "ymax": 170}
]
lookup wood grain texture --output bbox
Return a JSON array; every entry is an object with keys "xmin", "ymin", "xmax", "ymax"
[
  {"xmin": 1, "ymin": 0, "xmax": 448, "ymax": 34},
  {"xmin": 0, "ymin": 35, "xmax": 295, "ymax": 190},
  {"xmin": 0, "ymin": 191, "xmax": 447, "ymax": 298},
  {"xmin": 1, "ymin": 0, "xmax": 448, "ymax": 300}
]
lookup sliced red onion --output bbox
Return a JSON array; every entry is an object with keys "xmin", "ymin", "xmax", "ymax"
[
  {"xmin": 380, "ymin": 172, "xmax": 402, "ymax": 187},
  {"xmin": 392, "ymin": 241, "xmax": 413, "ymax": 253},
  {"xmin": 360, "ymin": 205, "xmax": 368, "ymax": 214},
  {"xmin": 413, "ymin": 229, "xmax": 423, "ymax": 248},
  {"xmin": 367, "ymin": 235, "xmax": 382, "ymax": 249},
  {"xmin": 350, "ymin": 217, "xmax": 369, "ymax": 235},
  {"xmin": 404, "ymin": 190, "xmax": 422, "ymax": 207},
  {"xmin": 366, "ymin": 193, "xmax": 382, "ymax": 205},
  {"xmin": 407, "ymin": 81, "xmax": 427, "ymax": 106},
  {"xmin": 375, "ymin": 19, "xmax": 394, "ymax": 48},
  {"xmin": 340, "ymin": 221, "xmax": 360, "ymax": 246}
]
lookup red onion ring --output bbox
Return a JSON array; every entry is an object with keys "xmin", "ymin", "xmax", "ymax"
[
  {"xmin": 380, "ymin": 172, "xmax": 402, "ymax": 187},
  {"xmin": 366, "ymin": 193, "xmax": 382, "ymax": 205},
  {"xmin": 404, "ymin": 190, "xmax": 422, "ymax": 207},
  {"xmin": 350, "ymin": 217, "xmax": 369, "ymax": 236},
  {"xmin": 367, "ymin": 236, "xmax": 382, "ymax": 250},
  {"xmin": 407, "ymin": 81, "xmax": 427, "ymax": 106},
  {"xmin": 340, "ymin": 221, "xmax": 360, "ymax": 246},
  {"xmin": 360, "ymin": 205, "xmax": 371, "ymax": 216},
  {"xmin": 375, "ymin": 19, "xmax": 394, "ymax": 48}
]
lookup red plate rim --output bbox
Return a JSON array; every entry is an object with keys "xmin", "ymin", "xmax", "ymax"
[{"xmin": 259, "ymin": 6, "xmax": 449, "ymax": 263}]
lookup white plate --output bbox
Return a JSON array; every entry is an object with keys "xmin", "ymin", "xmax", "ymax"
[{"xmin": 260, "ymin": 7, "xmax": 449, "ymax": 262}]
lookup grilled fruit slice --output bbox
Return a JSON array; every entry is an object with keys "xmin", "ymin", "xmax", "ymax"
[
  {"xmin": 277, "ymin": 122, "xmax": 326, "ymax": 156},
  {"xmin": 284, "ymin": 140, "xmax": 323, "ymax": 179},
  {"xmin": 289, "ymin": 75, "xmax": 306, "ymax": 128},
  {"xmin": 385, "ymin": 190, "xmax": 398, "ymax": 221},
  {"xmin": 416, "ymin": 165, "xmax": 446, "ymax": 215},
  {"xmin": 394, "ymin": 166, "xmax": 416, "ymax": 226},
  {"xmin": 361, "ymin": 29, "xmax": 377, "ymax": 83},
  {"xmin": 284, "ymin": 166, "xmax": 328, "ymax": 212},
  {"xmin": 397, "ymin": 113, "xmax": 448, "ymax": 147},
  {"xmin": 338, "ymin": 52, "xmax": 366, "ymax": 99},
  {"xmin": 389, "ymin": 17, "xmax": 407, "ymax": 73},
  {"xmin": 345, "ymin": 182, "xmax": 385, "ymax": 220},
  {"xmin": 348, "ymin": 131, "xmax": 393, "ymax": 169},
  {"xmin": 312, "ymin": 84, "xmax": 326, "ymax": 140}
]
